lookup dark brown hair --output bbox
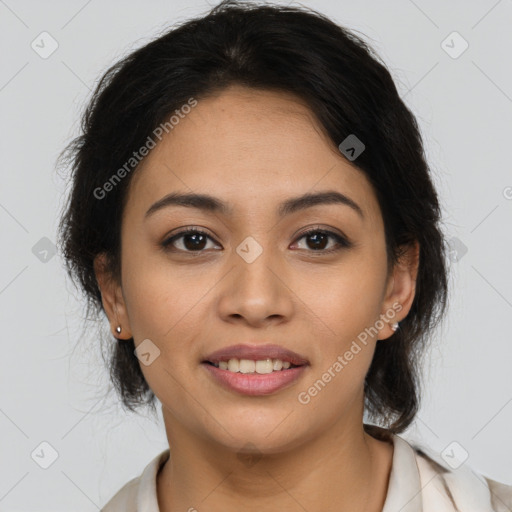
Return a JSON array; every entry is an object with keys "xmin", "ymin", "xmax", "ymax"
[{"xmin": 57, "ymin": 0, "xmax": 449, "ymax": 433}]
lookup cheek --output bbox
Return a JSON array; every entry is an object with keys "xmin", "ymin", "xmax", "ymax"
[
  {"xmin": 298, "ymin": 250, "xmax": 388, "ymax": 341},
  {"xmin": 121, "ymin": 266, "xmax": 176, "ymax": 341},
  {"xmin": 119, "ymin": 228, "xmax": 206, "ymax": 338},
  {"xmin": 119, "ymin": 253, "xmax": 207, "ymax": 409},
  {"xmin": 295, "ymin": 259, "xmax": 386, "ymax": 416},
  {"xmin": 292, "ymin": 246, "xmax": 388, "ymax": 409},
  {"xmin": 123, "ymin": 268, "xmax": 211, "ymax": 347}
]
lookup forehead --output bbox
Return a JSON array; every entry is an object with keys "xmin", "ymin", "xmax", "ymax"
[{"xmin": 124, "ymin": 85, "xmax": 382, "ymax": 227}]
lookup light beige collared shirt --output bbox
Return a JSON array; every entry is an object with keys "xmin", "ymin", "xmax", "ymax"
[{"xmin": 101, "ymin": 434, "xmax": 512, "ymax": 511}]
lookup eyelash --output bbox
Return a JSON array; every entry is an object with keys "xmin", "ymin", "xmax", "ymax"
[{"xmin": 161, "ymin": 226, "xmax": 352, "ymax": 255}]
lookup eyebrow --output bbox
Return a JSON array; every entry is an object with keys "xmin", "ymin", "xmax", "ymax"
[{"xmin": 144, "ymin": 190, "xmax": 364, "ymax": 220}]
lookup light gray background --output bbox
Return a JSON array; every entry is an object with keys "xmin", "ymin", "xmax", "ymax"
[{"xmin": 1, "ymin": 0, "xmax": 511, "ymax": 510}]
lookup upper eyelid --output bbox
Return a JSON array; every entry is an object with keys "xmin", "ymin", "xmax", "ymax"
[{"xmin": 166, "ymin": 226, "xmax": 344, "ymax": 240}]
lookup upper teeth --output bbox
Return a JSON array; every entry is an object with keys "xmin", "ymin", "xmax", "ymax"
[{"xmin": 215, "ymin": 358, "xmax": 292, "ymax": 373}]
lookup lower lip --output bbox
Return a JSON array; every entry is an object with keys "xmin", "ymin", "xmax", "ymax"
[{"xmin": 202, "ymin": 363, "xmax": 307, "ymax": 396}]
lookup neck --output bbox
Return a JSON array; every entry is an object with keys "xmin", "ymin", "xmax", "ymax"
[{"xmin": 156, "ymin": 412, "xmax": 393, "ymax": 512}]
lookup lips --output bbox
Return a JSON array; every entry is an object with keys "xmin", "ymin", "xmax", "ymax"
[
  {"xmin": 203, "ymin": 363, "xmax": 307, "ymax": 395},
  {"xmin": 203, "ymin": 343, "xmax": 309, "ymax": 366}
]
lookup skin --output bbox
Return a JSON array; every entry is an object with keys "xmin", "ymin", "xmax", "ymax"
[{"xmin": 94, "ymin": 84, "xmax": 419, "ymax": 512}]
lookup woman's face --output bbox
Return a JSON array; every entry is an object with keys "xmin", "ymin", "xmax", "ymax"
[{"xmin": 95, "ymin": 85, "xmax": 416, "ymax": 453}]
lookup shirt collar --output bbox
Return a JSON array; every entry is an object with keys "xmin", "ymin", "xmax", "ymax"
[
  {"xmin": 382, "ymin": 434, "xmax": 423, "ymax": 512},
  {"xmin": 136, "ymin": 448, "xmax": 169, "ymax": 512},
  {"xmin": 136, "ymin": 434, "xmax": 423, "ymax": 512}
]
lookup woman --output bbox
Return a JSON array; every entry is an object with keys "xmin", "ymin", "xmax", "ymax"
[{"xmin": 57, "ymin": 1, "xmax": 512, "ymax": 510}]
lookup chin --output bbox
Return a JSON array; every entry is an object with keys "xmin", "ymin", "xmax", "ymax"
[{"xmin": 205, "ymin": 418, "xmax": 308, "ymax": 455}]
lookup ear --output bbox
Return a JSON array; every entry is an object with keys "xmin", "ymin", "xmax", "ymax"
[
  {"xmin": 93, "ymin": 253, "xmax": 133, "ymax": 340},
  {"xmin": 377, "ymin": 240, "xmax": 420, "ymax": 341}
]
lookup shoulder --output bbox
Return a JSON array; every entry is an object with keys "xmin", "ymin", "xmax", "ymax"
[
  {"xmin": 408, "ymin": 438, "xmax": 512, "ymax": 512},
  {"xmin": 100, "ymin": 449, "xmax": 170, "ymax": 512},
  {"xmin": 485, "ymin": 478, "xmax": 512, "ymax": 512},
  {"xmin": 100, "ymin": 476, "xmax": 139, "ymax": 512}
]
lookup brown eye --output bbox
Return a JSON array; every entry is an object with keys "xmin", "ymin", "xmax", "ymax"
[
  {"xmin": 293, "ymin": 228, "xmax": 352, "ymax": 253},
  {"xmin": 162, "ymin": 228, "xmax": 219, "ymax": 252}
]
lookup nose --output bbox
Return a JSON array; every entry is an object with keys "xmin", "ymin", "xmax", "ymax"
[{"xmin": 216, "ymin": 240, "xmax": 295, "ymax": 328}]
